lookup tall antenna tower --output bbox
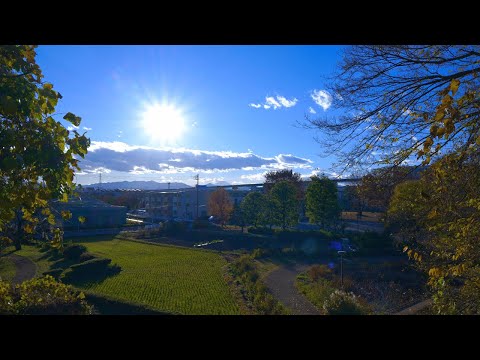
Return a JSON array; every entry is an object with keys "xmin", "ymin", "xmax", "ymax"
[{"xmin": 99, "ymin": 172, "xmax": 102, "ymax": 189}]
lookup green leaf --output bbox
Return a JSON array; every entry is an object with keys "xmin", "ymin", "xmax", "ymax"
[
  {"xmin": 63, "ymin": 112, "xmax": 81, "ymax": 126},
  {"xmin": 47, "ymin": 214, "xmax": 56, "ymax": 225}
]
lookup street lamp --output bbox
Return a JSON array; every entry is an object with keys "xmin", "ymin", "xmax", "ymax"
[{"xmin": 338, "ymin": 250, "xmax": 346, "ymax": 289}]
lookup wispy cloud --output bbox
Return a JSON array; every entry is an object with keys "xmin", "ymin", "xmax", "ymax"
[
  {"xmin": 83, "ymin": 127, "xmax": 92, "ymax": 131},
  {"xmin": 265, "ymin": 96, "xmax": 282, "ymax": 110},
  {"xmin": 308, "ymin": 107, "xmax": 316, "ymax": 114},
  {"xmin": 277, "ymin": 96, "xmax": 298, "ymax": 108},
  {"xmin": 311, "ymin": 89, "xmax": 332, "ymax": 111},
  {"xmin": 240, "ymin": 172, "xmax": 268, "ymax": 182},
  {"xmin": 67, "ymin": 125, "xmax": 79, "ymax": 131},
  {"xmin": 250, "ymin": 95, "xmax": 298, "ymax": 110},
  {"xmin": 78, "ymin": 141, "xmax": 313, "ymax": 175}
]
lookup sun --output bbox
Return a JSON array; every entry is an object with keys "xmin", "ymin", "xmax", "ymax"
[{"xmin": 141, "ymin": 103, "xmax": 186, "ymax": 143}]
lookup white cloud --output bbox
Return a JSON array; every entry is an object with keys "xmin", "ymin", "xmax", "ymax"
[
  {"xmin": 308, "ymin": 107, "xmax": 316, "ymax": 114},
  {"xmin": 250, "ymin": 94, "xmax": 298, "ymax": 110},
  {"xmin": 67, "ymin": 125, "xmax": 79, "ymax": 131},
  {"xmin": 78, "ymin": 141, "xmax": 314, "ymax": 175},
  {"xmin": 83, "ymin": 127, "xmax": 92, "ymax": 131},
  {"xmin": 240, "ymin": 172, "xmax": 267, "ymax": 182},
  {"xmin": 276, "ymin": 96, "xmax": 298, "ymax": 108},
  {"xmin": 311, "ymin": 89, "xmax": 332, "ymax": 111},
  {"xmin": 265, "ymin": 96, "xmax": 282, "ymax": 110}
]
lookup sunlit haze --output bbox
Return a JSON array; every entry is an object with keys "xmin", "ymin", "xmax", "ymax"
[{"xmin": 36, "ymin": 45, "xmax": 345, "ymax": 186}]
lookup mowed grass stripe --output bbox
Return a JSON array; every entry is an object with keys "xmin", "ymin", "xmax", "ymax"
[{"xmin": 77, "ymin": 238, "xmax": 240, "ymax": 315}]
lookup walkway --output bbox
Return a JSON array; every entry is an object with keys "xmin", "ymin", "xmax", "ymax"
[
  {"xmin": 8, "ymin": 254, "xmax": 37, "ymax": 285},
  {"xmin": 264, "ymin": 264, "xmax": 321, "ymax": 315}
]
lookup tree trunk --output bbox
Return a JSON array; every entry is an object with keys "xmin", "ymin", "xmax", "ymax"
[{"xmin": 15, "ymin": 210, "xmax": 23, "ymax": 250}]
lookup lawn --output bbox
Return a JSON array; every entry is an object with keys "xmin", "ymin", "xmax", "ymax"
[
  {"xmin": 0, "ymin": 257, "xmax": 16, "ymax": 282},
  {"xmin": 75, "ymin": 237, "xmax": 240, "ymax": 315}
]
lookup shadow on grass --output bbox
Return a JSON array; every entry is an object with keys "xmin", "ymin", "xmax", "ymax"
[
  {"xmin": 0, "ymin": 248, "xmax": 17, "ymax": 257},
  {"xmin": 62, "ymin": 265, "xmax": 122, "ymax": 287}
]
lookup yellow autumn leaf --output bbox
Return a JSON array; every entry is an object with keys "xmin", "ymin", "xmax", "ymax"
[{"xmin": 450, "ymin": 79, "xmax": 460, "ymax": 96}]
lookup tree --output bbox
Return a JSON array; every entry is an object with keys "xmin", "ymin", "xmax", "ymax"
[
  {"xmin": 240, "ymin": 192, "xmax": 265, "ymax": 227},
  {"xmin": 357, "ymin": 166, "xmax": 421, "ymax": 213},
  {"xmin": 304, "ymin": 45, "xmax": 480, "ymax": 313},
  {"xmin": 305, "ymin": 175, "xmax": 340, "ymax": 229},
  {"xmin": 387, "ymin": 180, "xmax": 430, "ymax": 247},
  {"xmin": 341, "ymin": 185, "xmax": 364, "ymax": 214},
  {"xmin": 397, "ymin": 152, "xmax": 480, "ymax": 314},
  {"xmin": 269, "ymin": 181, "xmax": 298, "ymax": 230},
  {"xmin": 230, "ymin": 202, "xmax": 245, "ymax": 232},
  {"xmin": 304, "ymin": 45, "xmax": 480, "ymax": 171},
  {"xmin": 208, "ymin": 188, "xmax": 233, "ymax": 227},
  {"xmin": 0, "ymin": 45, "xmax": 90, "ymax": 250},
  {"xmin": 0, "ymin": 275, "xmax": 92, "ymax": 315},
  {"xmin": 264, "ymin": 169, "xmax": 303, "ymax": 199}
]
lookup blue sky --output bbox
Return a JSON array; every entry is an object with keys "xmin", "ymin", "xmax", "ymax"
[{"xmin": 37, "ymin": 45, "xmax": 346, "ymax": 186}]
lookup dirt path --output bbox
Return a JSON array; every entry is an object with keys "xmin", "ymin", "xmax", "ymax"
[
  {"xmin": 395, "ymin": 299, "xmax": 433, "ymax": 315},
  {"xmin": 265, "ymin": 264, "xmax": 321, "ymax": 315},
  {"xmin": 8, "ymin": 254, "xmax": 37, "ymax": 285}
]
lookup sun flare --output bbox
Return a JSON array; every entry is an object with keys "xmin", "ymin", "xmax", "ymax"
[{"xmin": 141, "ymin": 103, "xmax": 186, "ymax": 143}]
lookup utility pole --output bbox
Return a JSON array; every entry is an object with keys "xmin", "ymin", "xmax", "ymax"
[
  {"xmin": 338, "ymin": 250, "xmax": 346, "ymax": 289},
  {"xmin": 194, "ymin": 174, "xmax": 199, "ymax": 219}
]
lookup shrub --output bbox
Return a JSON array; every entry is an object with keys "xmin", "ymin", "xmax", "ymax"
[
  {"xmin": 0, "ymin": 236, "xmax": 12, "ymax": 253},
  {"xmin": 62, "ymin": 257, "xmax": 118, "ymax": 283},
  {"xmin": 229, "ymin": 254, "xmax": 287, "ymax": 315},
  {"xmin": 307, "ymin": 264, "xmax": 332, "ymax": 282},
  {"xmin": 350, "ymin": 231, "xmax": 391, "ymax": 252},
  {"xmin": 0, "ymin": 276, "xmax": 92, "ymax": 315},
  {"xmin": 79, "ymin": 252, "xmax": 97, "ymax": 262},
  {"xmin": 248, "ymin": 227, "xmax": 274, "ymax": 235},
  {"xmin": 251, "ymin": 248, "xmax": 266, "ymax": 259},
  {"xmin": 163, "ymin": 220, "xmax": 187, "ymax": 235},
  {"xmin": 42, "ymin": 268, "xmax": 63, "ymax": 280},
  {"xmin": 322, "ymin": 290, "xmax": 370, "ymax": 315},
  {"xmin": 193, "ymin": 219, "xmax": 210, "ymax": 229},
  {"xmin": 63, "ymin": 244, "xmax": 87, "ymax": 260}
]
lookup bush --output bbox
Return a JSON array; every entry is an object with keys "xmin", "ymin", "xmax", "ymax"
[
  {"xmin": 0, "ymin": 236, "xmax": 13, "ymax": 253},
  {"xmin": 307, "ymin": 265, "xmax": 332, "ymax": 282},
  {"xmin": 229, "ymin": 254, "xmax": 287, "ymax": 315},
  {"xmin": 193, "ymin": 219, "xmax": 210, "ymax": 229},
  {"xmin": 63, "ymin": 244, "xmax": 87, "ymax": 261},
  {"xmin": 79, "ymin": 252, "xmax": 97, "ymax": 262},
  {"xmin": 163, "ymin": 220, "xmax": 187, "ymax": 235},
  {"xmin": 251, "ymin": 248, "xmax": 267, "ymax": 259},
  {"xmin": 0, "ymin": 276, "xmax": 92, "ymax": 315},
  {"xmin": 322, "ymin": 290, "xmax": 370, "ymax": 315},
  {"xmin": 42, "ymin": 268, "xmax": 64, "ymax": 280},
  {"xmin": 248, "ymin": 227, "xmax": 274, "ymax": 235},
  {"xmin": 62, "ymin": 257, "xmax": 119, "ymax": 283},
  {"xmin": 350, "ymin": 231, "xmax": 392, "ymax": 254}
]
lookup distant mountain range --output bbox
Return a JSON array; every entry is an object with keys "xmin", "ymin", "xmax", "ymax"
[
  {"xmin": 205, "ymin": 181, "xmax": 231, "ymax": 187},
  {"xmin": 83, "ymin": 181, "xmax": 192, "ymax": 190}
]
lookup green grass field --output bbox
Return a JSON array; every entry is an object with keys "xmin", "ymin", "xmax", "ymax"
[
  {"xmin": 73, "ymin": 237, "xmax": 240, "ymax": 314},
  {"xmin": 0, "ymin": 257, "xmax": 16, "ymax": 282}
]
